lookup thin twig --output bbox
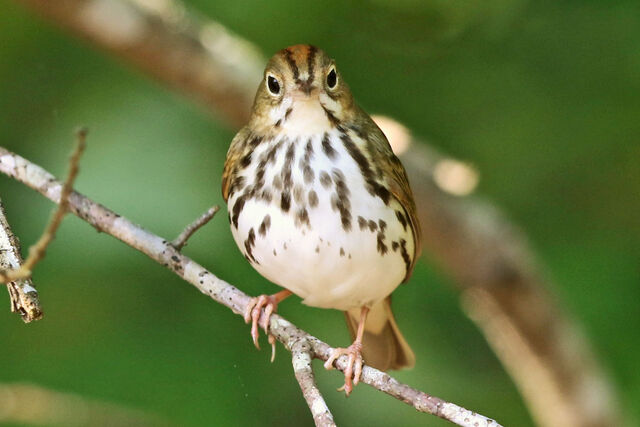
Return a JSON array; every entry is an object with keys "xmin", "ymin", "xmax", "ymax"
[
  {"xmin": 0, "ymin": 146, "xmax": 502, "ymax": 427},
  {"xmin": 18, "ymin": 128, "xmax": 87, "ymax": 274},
  {"xmin": 0, "ymin": 128, "xmax": 86, "ymax": 283},
  {"xmin": 171, "ymin": 205, "xmax": 220, "ymax": 251},
  {"xmin": 291, "ymin": 340, "xmax": 336, "ymax": 427}
]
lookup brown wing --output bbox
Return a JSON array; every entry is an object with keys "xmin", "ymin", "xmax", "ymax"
[
  {"xmin": 221, "ymin": 127, "xmax": 251, "ymax": 202},
  {"xmin": 366, "ymin": 119, "xmax": 422, "ymax": 281}
]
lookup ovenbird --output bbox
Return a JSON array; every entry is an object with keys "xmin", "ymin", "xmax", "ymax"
[{"xmin": 222, "ymin": 45, "xmax": 421, "ymax": 395}]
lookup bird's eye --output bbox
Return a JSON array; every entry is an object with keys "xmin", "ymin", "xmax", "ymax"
[
  {"xmin": 267, "ymin": 74, "xmax": 281, "ymax": 96},
  {"xmin": 326, "ymin": 67, "xmax": 338, "ymax": 89}
]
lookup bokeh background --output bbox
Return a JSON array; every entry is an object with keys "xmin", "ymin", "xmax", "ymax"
[{"xmin": 1, "ymin": 0, "xmax": 639, "ymax": 426}]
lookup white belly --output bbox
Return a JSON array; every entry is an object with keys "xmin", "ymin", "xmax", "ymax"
[{"xmin": 228, "ymin": 129, "xmax": 414, "ymax": 311}]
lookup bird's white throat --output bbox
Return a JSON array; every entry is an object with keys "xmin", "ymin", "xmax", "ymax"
[{"xmin": 279, "ymin": 98, "xmax": 332, "ymax": 136}]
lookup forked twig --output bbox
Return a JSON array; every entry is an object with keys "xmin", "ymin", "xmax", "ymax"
[
  {"xmin": 171, "ymin": 205, "xmax": 220, "ymax": 251},
  {"xmin": 0, "ymin": 129, "xmax": 86, "ymax": 322},
  {"xmin": 0, "ymin": 128, "xmax": 86, "ymax": 283}
]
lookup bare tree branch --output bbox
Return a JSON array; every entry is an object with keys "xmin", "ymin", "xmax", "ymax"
[
  {"xmin": 171, "ymin": 205, "xmax": 219, "ymax": 251},
  {"xmin": 291, "ymin": 340, "xmax": 336, "ymax": 427},
  {"xmin": 10, "ymin": 0, "xmax": 622, "ymax": 425},
  {"xmin": 0, "ymin": 128, "xmax": 86, "ymax": 321},
  {"xmin": 0, "ymin": 146, "xmax": 502, "ymax": 427},
  {"xmin": 0, "ymin": 382, "xmax": 172, "ymax": 426},
  {"xmin": 0, "ymin": 128, "xmax": 85, "ymax": 284}
]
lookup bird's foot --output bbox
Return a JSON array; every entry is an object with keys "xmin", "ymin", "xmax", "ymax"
[
  {"xmin": 244, "ymin": 290, "xmax": 291, "ymax": 362},
  {"xmin": 324, "ymin": 341, "xmax": 364, "ymax": 396}
]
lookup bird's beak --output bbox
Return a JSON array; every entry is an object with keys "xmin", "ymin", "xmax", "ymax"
[
  {"xmin": 290, "ymin": 81, "xmax": 319, "ymax": 101},
  {"xmin": 298, "ymin": 79, "xmax": 313, "ymax": 95}
]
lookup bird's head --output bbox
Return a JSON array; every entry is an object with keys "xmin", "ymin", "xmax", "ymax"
[{"xmin": 249, "ymin": 45, "xmax": 356, "ymax": 135}]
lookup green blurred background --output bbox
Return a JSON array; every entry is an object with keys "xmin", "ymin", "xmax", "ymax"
[{"xmin": 1, "ymin": 0, "xmax": 638, "ymax": 426}]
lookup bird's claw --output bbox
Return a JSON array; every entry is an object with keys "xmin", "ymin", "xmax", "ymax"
[
  {"xmin": 324, "ymin": 342, "xmax": 364, "ymax": 396},
  {"xmin": 244, "ymin": 294, "xmax": 278, "ymax": 360}
]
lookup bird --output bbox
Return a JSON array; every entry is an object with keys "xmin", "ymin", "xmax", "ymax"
[{"xmin": 222, "ymin": 44, "xmax": 421, "ymax": 395}]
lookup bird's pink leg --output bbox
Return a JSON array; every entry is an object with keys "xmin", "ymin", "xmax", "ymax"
[
  {"xmin": 244, "ymin": 289, "xmax": 292, "ymax": 361},
  {"xmin": 324, "ymin": 306, "xmax": 370, "ymax": 396}
]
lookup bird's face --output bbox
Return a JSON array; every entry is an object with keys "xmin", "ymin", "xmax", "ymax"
[{"xmin": 249, "ymin": 45, "xmax": 355, "ymax": 136}]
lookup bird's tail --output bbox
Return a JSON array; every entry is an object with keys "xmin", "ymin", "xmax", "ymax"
[{"xmin": 344, "ymin": 297, "xmax": 415, "ymax": 371}]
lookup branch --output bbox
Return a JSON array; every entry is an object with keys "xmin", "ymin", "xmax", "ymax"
[
  {"xmin": 0, "ymin": 148, "xmax": 501, "ymax": 427},
  {"xmin": 15, "ymin": 0, "xmax": 261, "ymax": 128},
  {"xmin": 11, "ymin": 1, "xmax": 622, "ymax": 425},
  {"xmin": 398, "ymin": 141, "xmax": 621, "ymax": 427},
  {"xmin": 0, "ymin": 128, "xmax": 85, "ymax": 284},
  {"xmin": 171, "ymin": 205, "xmax": 219, "ymax": 251},
  {"xmin": 291, "ymin": 340, "xmax": 336, "ymax": 427},
  {"xmin": 0, "ymin": 128, "xmax": 86, "ymax": 321}
]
